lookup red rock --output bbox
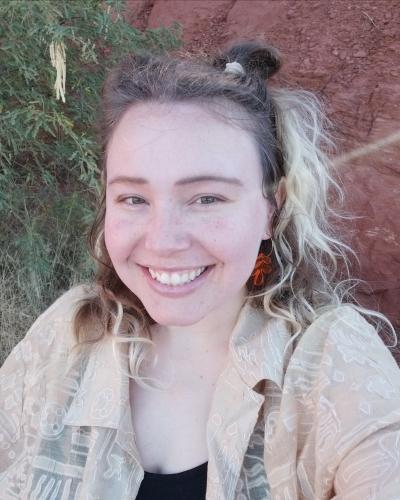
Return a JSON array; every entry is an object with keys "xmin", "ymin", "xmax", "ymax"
[
  {"xmin": 128, "ymin": 0, "xmax": 400, "ymax": 338},
  {"xmin": 148, "ymin": 0, "xmax": 232, "ymax": 43},
  {"xmin": 226, "ymin": 1, "xmax": 290, "ymax": 38},
  {"xmin": 354, "ymin": 49, "xmax": 368, "ymax": 57},
  {"xmin": 124, "ymin": 0, "xmax": 150, "ymax": 29}
]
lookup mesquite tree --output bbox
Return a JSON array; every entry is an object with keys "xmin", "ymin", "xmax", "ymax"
[{"xmin": 0, "ymin": 0, "xmax": 181, "ymax": 362}]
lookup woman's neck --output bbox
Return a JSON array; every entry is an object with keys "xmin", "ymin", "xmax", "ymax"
[{"xmin": 150, "ymin": 292, "xmax": 246, "ymax": 362}]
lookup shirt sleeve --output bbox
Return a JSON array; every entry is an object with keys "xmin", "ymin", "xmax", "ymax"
[
  {"xmin": 0, "ymin": 285, "xmax": 90, "ymax": 485},
  {"xmin": 281, "ymin": 305, "xmax": 400, "ymax": 499},
  {"xmin": 322, "ymin": 307, "xmax": 400, "ymax": 499},
  {"xmin": 333, "ymin": 422, "xmax": 400, "ymax": 499}
]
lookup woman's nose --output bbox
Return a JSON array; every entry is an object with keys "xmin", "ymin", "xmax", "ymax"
[{"xmin": 144, "ymin": 209, "xmax": 190, "ymax": 254}]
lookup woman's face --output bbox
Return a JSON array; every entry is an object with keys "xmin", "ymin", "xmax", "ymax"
[{"xmin": 105, "ymin": 101, "xmax": 273, "ymax": 327}]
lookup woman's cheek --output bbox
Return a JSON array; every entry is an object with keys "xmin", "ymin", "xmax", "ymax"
[
  {"xmin": 104, "ymin": 214, "xmax": 134, "ymax": 259},
  {"xmin": 203, "ymin": 216, "xmax": 235, "ymax": 243},
  {"xmin": 207, "ymin": 216, "xmax": 249, "ymax": 257}
]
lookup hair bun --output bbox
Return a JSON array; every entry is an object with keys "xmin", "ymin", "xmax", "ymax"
[{"xmin": 213, "ymin": 40, "xmax": 281, "ymax": 80}]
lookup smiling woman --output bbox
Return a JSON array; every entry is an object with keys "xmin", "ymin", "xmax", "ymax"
[
  {"xmin": 104, "ymin": 100, "xmax": 270, "ymax": 329},
  {"xmin": 1, "ymin": 41, "xmax": 399, "ymax": 500}
]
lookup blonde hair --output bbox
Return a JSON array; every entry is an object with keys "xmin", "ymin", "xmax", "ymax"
[{"xmin": 73, "ymin": 41, "xmax": 397, "ymax": 389}]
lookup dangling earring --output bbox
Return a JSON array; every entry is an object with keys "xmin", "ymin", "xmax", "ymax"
[{"xmin": 251, "ymin": 239, "xmax": 273, "ymax": 287}]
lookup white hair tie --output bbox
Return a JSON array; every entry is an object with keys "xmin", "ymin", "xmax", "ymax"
[{"xmin": 224, "ymin": 61, "xmax": 246, "ymax": 77}]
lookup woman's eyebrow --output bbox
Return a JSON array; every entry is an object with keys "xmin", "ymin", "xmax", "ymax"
[
  {"xmin": 107, "ymin": 175, "xmax": 244, "ymax": 187},
  {"xmin": 176, "ymin": 175, "xmax": 244, "ymax": 186}
]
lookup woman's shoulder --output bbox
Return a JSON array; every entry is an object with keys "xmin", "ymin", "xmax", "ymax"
[
  {"xmin": 298, "ymin": 304, "xmax": 395, "ymax": 357},
  {"xmin": 287, "ymin": 304, "xmax": 400, "ymax": 398},
  {"xmin": 10, "ymin": 284, "xmax": 98, "ymax": 369},
  {"xmin": 31, "ymin": 283, "xmax": 97, "ymax": 325},
  {"xmin": 0, "ymin": 284, "xmax": 100, "ymax": 481},
  {"xmin": 278, "ymin": 304, "xmax": 400, "ymax": 480},
  {"xmin": 305, "ymin": 303, "xmax": 374, "ymax": 335}
]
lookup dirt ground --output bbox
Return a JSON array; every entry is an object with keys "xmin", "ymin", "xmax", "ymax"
[{"xmin": 126, "ymin": 0, "xmax": 400, "ymax": 342}]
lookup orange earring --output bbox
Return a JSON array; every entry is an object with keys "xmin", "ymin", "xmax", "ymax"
[{"xmin": 251, "ymin": 240, "xmax": 273, "ymax": 287}]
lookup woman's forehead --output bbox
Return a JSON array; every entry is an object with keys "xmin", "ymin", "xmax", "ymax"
[
  {"xmin": 112, "ymin": 100, "xmax": 251, "ymax": 139},
  {"xmin": 106, "ymin": 101, "xmax": 262, "ymax": 185}
]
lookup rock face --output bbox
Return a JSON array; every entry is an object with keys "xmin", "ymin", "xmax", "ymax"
[{"xmin": 126, "ymin": 0, "xmax": 400, "ymax": 350}]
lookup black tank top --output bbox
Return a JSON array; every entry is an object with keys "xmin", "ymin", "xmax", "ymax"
[{"xmin": 136, "ymin": 461, "xmax": 208, "ymax": 500}]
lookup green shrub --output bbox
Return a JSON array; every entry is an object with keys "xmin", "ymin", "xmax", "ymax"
[{"xmin": 0, "ymin": 0, "xmax": 182, "ymax": 364}]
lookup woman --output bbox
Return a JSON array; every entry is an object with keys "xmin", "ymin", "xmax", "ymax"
[{"xmin": 1, "ymin": 40, "xmax": 399, "ymax": 500}]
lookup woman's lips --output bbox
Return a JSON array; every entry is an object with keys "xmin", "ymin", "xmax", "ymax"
[{"xmin": 140, "ymin": 265, "xmax": 214, "ymax": 297}]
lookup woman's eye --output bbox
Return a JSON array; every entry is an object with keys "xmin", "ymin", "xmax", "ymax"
[
  {"xmin": 123, "ymin": 196, "xmax": 146, "ymax": 205},
  {"xmin": 195, "ymin": 196, "xmax": 224, "ymax": 205}
]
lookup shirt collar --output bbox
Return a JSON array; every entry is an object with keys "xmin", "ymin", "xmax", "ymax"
[
  {"xmin": 229, "ymin": 301, "xmax": 292, "ymax": 390},
  {"xmin": 63, "ymin": 300, "xmax": 292, "ymax": 429}
]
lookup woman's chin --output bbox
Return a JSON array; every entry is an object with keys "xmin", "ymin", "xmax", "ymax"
[{"xmin": 145, "ymin": 308, "xmax": 204, "ymax": 328}]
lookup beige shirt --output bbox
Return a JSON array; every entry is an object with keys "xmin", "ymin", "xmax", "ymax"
[{"xmin": 1, "ymin": 285, "xmax": 400, "ymax": 499}]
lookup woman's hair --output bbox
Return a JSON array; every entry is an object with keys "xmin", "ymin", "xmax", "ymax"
[{"xmin": 73, "ymin": 40, "xmax": 396, "ymax": 388}]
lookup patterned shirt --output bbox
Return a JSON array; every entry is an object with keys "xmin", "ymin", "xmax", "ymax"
[{"xmin": 1, "ymin": 285, "xmax": 400, "ymax": 499}]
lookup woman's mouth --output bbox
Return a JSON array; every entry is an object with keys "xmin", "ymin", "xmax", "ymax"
[
  {"xmin": 148, "ymin": 266, "xmax": 208, "ymax": 286},
  {"xmin": 140, "ymin": 265, "xmax": 214, "ymax": 297}
]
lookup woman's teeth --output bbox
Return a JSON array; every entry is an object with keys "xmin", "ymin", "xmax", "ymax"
[{"xmin": 148, "ymin": 266, "xmax": 206, "ymax": 286}]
